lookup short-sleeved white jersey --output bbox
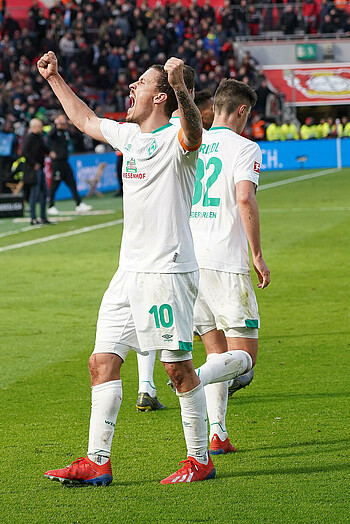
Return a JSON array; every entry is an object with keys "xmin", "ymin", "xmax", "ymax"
[
  {"xmin": 100, "ymin": 119, "xmax": 199, "ymax": 273},
  {"xmin": 190, "ymin": 126, "xmax": 262, "ymax": 274}
]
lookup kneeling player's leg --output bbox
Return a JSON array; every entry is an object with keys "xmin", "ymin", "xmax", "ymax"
[
  {"xmin": 195, "ymin": 332, "xmax": 252, "ymax": 387},
  {"xmin": 226, "ymin": 332, "xmax": 258, "ymax": 366}
]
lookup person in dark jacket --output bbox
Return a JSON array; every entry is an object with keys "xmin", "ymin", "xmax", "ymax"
[
  {"xmin": 48, "ymin": 114, "xmax": 92, "ymax": 215},
  {"xmin": 21, "ymin": 118, "xmax": 51, "ymax": 225}
]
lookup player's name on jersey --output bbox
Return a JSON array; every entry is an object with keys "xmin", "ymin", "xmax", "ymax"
[
  {"xmin": 122, "ymin": 172, "xmax": 146, "ymax": 179},
  {"xmin": 190, "ymin": 211, "xmax": 217, "ymax": 219},
  {"xmin": 199, "ymin": 142, "xmax": 220, "ymax": 155}
]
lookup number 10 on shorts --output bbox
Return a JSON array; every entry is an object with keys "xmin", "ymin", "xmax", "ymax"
[{"xmin": 149, "ymin": 304, "xmax": 174, "ymax": 328}]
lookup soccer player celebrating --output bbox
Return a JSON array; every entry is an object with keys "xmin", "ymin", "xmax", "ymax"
[
  {"xmin": 190, "ymin": 79, "xmax": 270, "ymax": 454},
  {"xmin": 135, "ymin": 65, "xmax": 196, "ymax": 412},
  {"xmin": 38, "ymin": 51, "xmax": 215, "ymax": 485}
]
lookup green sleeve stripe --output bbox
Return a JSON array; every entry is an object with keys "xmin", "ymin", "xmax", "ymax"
[
  {"xmin": 179, "ymin": 341, "xmax": 193, "ymax": 351},
  {"xmin": 245, "ymin": 319, "xmax": 259, "ymax": 328}
]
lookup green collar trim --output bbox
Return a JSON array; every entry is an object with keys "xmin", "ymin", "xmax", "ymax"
[{"xmin": 151, "ymin": 123, "xmax": 173, "ymax": 134}]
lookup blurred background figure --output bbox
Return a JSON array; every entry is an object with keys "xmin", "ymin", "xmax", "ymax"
[
  {"xmin": 194, "ymin": 89, "xmax": 214, "ymax": 130},
  {"xmin": 21, "ymin": 118, "xmax": 51, "ymax": 225},
  {"xmin": 300, "ymin": 117, "xmax": 316, "ymax": 140},
  {"xmin": 47, "ymin": 114, "xmax": 92, "ymax": 215}
]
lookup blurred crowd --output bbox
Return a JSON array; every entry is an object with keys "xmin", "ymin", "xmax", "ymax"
[{"xmin": 0, "ymin": 0, "xmax": 349, "ymax": 193}]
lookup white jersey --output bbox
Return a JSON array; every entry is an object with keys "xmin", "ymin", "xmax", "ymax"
[
  {"xmin": 100, "ymin": 119, "xmax": 199, "ymax": 273},
  {"xmin": 190, "ymin": 126, "xmax": 262, "ymax": 274}
]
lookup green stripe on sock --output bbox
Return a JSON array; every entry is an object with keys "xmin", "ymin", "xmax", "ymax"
[
  {"xmin": 179, "ymin": 341, "xmax": 192, "ymax": 351},
  {"xmin": 245, "ymin": 319, "xmax": 259, "ymax": 328}
]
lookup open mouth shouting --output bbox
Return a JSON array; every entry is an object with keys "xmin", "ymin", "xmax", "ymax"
[{"xmin": 128, "ymin": 94, "xmax": 135, "ymax": 112}]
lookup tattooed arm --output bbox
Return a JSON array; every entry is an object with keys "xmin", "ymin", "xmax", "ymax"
[{"xmin": 164, "ymin": 57, "xmax": 202, "ymax": 148}]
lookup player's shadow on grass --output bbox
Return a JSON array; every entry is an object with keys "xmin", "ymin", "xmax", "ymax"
[
  {"xmin": 239, "ymin": 437, "xmax": 350, "ymax": 454},
  {"xmin": 234, "ymin": 391, "xmax": 350, "ymax": 405},
  {"xmin": 217, "ymin": 462, "xmax": 350, "ymax": 480}
]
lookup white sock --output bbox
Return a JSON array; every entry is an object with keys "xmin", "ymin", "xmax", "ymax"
[
  {"xmin": 137, "ymin": 351, "xmax": 157, "ymax": 397},
  {"xmin": 196, "ymin": 351, "xmax": 252, "ymax": 387},
  {"xmin": 177, "ymin": 382, "xmax": 208, "ymax": 465},
  {"xmin": 205, "ymin": 382, "xmax": 229, "ymax": 441},
  {"xmin": 87, "ymin": 379, "xmax": 122, "ymax": 465}
]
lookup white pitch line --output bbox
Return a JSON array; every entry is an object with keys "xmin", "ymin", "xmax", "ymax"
[
  {"xmin": 261, "ymin": 206, "xmax": 350, "ymax": 213},
  {"xmin": 259, "ymin": 168, "xmax": 340, "ymax": 190},
  {"xmin": 0, "ymin": 219, "xmax": 123, "ymax": 253},
  {"xmin": 0, "ymin": 168, "xmax": 342, "ymax": 253}
]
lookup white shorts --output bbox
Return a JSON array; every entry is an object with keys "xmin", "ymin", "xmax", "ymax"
[
  {"xmin": 93, "ymin": 269, "xmax": 199, "ymax": 359},
  {"xmin": 193, "ymin": 269, "xmax": 260, "ymax": 338}
]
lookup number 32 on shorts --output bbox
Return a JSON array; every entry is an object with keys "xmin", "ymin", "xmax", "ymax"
[{"xmin": 149, "ymin": 304, "xmax": 174, "ymax": 328}]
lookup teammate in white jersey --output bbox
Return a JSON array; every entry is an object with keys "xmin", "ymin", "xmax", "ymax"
[
  {"xmin": 37, "ymin": 51, "xmax": 218, "ymax": 485},
  {"xmin": 190, "ymin": 79, "xmax": 270, "ymax": 454},
  {"xmin": 136, "ymin": 65, "xmax": 197, "ymax": 412}
]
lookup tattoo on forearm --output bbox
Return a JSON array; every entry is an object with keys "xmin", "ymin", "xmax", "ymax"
[{"xmin": 175, "ymin": 89, "xmax": 202, "ymax": 136}]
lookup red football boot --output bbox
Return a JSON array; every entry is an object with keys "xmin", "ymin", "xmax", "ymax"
[
  {"xmin": 209, "ymin": 434, "xmax": 237, "ymax": 455},
  {"xmin": 44, "ymin": 456, "xmax": 113, "ymax": 486},
  {"xmin": 160, "ymin": 456, "xmax": 216, "ymax": 484}
]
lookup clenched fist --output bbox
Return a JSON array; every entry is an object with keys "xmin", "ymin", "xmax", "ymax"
[
  {"xmin": 37, "ymin": 51, "xmax": 59, "ymax": 81},
  {"xmin": 164, "ymin": 57, "xmax": 185, "ymax": 90}
]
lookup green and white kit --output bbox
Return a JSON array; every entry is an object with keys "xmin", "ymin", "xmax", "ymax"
[
  {"xmin": 190, "ymin": 127, "xmax": 262, "ymax": 334},
  {"xmin": 94, "ymin": 119, "xmax": 200, "ymax": 355}
]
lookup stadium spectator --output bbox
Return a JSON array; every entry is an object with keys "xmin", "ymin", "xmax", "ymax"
[
  {"xmin": 339, "ymin": 116, "xmax": 350, "ymax": 137},
  {"xmin": 266, "ymin": 120, "xmax": 281, "ymax": 141},
  {"xmin": 300, "ymin": 117, "xmax": 317, "ymax": 139},
  {"xmin": 280, "ymin": 119, "xmax": 299, "ymax": 140},
  {"xmin": 265, "ymin": 89, "xmax": 285, "ymax": 124},
  {"xmin": 236, "ymin": 0, "xmax": 249, "ymax": 36},
  {"xmin": 0, "ymin": 119, "xmax": 18, "ymax": 192},
  {"xmin": 315, "ymin": 117, "xmax": 328, "ymax": 138},
  {"xmin": 320, "ymin": 13, "xmax": 338, "ymax": 33},
  {"xmin": 281, "ymin": 5, "xmax": 299, "ymax": 35},
  {"xmin": 58, "ymin": 31, "xmax": 76, "ymax": 74},
  {"xmin": 255, "ymin": 79, "xmax": 273, "ymax": 118},
  {"xmin": 21, "ymin": 118, "xmax": 51, "ymax": 225},
  {"xmin": 251, "ymin": 114, "xmax": 266, "ymax": 141},
  {"xmin": 247, "ymin": 5, "xmax": 260, "ymax": 36},
  {"xmin": 302, "ymin": 0, "xmax": 319, "ymax": 34},
  {"xmin": 47, "ymin": 114, "xmax": 92, "ymax": 215},
  {"xmin": 325, "ymin": 117, "xmax": 338, "ymax": 138}
]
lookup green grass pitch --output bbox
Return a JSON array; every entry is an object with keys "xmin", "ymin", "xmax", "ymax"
[{"xmin": 0, "ymin": 168, "xmax": 349, "ymax": 523}]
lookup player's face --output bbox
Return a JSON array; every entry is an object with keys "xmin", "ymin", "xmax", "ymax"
[{"xmin": 127, "ymin": 68, "xmax": 160, "ymax": 125}]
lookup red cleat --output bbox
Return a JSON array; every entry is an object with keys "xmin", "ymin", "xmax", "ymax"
[
  {"xmin": 160, "ymin": 456, "xmax": 216, "ymax": 484},
  {"xmin": 209, "ymin": 434, "xmax": 237, "ymax": 455},
  {"xmin": 44, "ymin": 456, "xmax": 113, "ymax": 486}
]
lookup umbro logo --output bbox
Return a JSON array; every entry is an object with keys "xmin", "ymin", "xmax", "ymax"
[{"xmin": 162, "ymin": 334, "xmax": 173, "ymax": 340}]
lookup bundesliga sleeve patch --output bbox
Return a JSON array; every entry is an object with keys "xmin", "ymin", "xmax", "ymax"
[{"xmin": 253, "ymin": 161, "xmax": 261, "ymax": 175}]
